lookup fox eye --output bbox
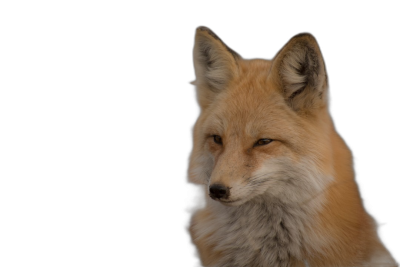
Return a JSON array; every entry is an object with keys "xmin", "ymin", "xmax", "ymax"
[
  {"xmin": 213, "ymin": 135, "xmax": 223, "ymax": 145},
  {"xmin": 254, "ymin": 138, "xmax": 273, "ymax": 147}
]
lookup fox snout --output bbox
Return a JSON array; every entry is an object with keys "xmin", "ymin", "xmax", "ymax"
[{"xmin": 209, "ymin": 184, "xmax": 230, "ymax": 200}]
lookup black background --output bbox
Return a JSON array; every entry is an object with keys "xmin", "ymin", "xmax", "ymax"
[{"xmin": 77, "ymin": 5, "xmax": 400, "ymax": 266}]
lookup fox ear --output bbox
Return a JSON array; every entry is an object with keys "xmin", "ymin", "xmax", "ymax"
[
  {"xmin": 193, "ymin": 27, "xmax": 240, "ymax": 107},
  {"xmin": 268, "ymin": 33, "xmax": 328, "ymax": 112}
]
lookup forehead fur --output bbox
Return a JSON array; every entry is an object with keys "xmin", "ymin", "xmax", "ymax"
[{"xmin": 202, "ymin": 59, "xmax": 300, "ymax": 139}]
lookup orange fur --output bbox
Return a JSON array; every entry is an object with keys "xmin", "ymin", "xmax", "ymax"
[{"xmin": 188, "ymin": 27, "xmax": 397, "ymax": 267}]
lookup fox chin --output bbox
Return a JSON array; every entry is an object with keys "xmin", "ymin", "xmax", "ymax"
[{"xmin": 188, "ymin": 26, "xmax": 397, "ymax": 267}]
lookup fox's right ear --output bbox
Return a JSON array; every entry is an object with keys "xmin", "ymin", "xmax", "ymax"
[
  {"xmin": 268, "ymin": 33, "xmax": 328, "ymax": 113},
  {"xmin": 193, "ymin": 27, "xmax": 240, "ymax": 108}
]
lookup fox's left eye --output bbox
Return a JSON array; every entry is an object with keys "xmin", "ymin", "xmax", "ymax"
[
  {"xmin": 254, "ymin": 138, "xmax": 273, "ymax": 147},
  {"xmin": 213, "ymin": 135, "xmax": 223, "ymax": 145}
]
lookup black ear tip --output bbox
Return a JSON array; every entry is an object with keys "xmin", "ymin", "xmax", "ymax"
[
  {"xmin": 196, "ymin": 26, "xmax": 221, "ymax": 40},
  {"xmin": 293, "ymin": 32, "xmax": 313, "ymax": 38},
  {"xmin": 197, "ymin": 26, "xmax": 210, "ymax": 32},
  {"xmin": 196, "ymin": 26, "xmax": 214, "ymax": 36},
  {"xmin": 291, "ymin": 32, "xmax": 318, "ymax": 43}
]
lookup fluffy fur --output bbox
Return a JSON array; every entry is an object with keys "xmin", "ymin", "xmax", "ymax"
[{"xmin": 188, "ymin": 26, "xmax": 397, "ymax": 267}]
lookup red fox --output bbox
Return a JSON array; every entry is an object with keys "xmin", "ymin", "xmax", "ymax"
[{"xmin": 188, "ymin": 27, "xmax": 397, "ymax": 267}]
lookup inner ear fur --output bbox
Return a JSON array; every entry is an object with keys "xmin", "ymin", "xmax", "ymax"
[
  {"xmin": 268, "ymin": 33, "xmax": 328, "ymax": 112},
  {"xmin": 193, "ymin": 27, "xmax": 240, "ymax": 108}
]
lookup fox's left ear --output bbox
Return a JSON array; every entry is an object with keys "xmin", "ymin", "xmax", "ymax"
[
  {"xmin": 192, "ymin": 27, "xmax": 241, "ymax": 108},
  {"xmin": 268, "ymin": 33, "xmax": 328, "ymax": 112}
]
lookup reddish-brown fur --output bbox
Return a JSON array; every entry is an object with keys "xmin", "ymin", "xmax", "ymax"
[{"xmin": 189, "ymin": 27, "xmax": 396, "ymax": 266}]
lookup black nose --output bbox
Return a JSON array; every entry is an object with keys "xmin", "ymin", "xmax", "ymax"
[{"xmin": 209, "ymin": 184, "xmax": 229, "ymax": 199}]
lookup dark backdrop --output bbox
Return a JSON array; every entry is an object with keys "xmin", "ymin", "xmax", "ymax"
[{"xmin": 78, "ymin": 5, "xmax": 400, "ymax": 266}]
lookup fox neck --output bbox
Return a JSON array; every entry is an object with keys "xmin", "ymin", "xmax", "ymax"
[{"xmin": 205, "ymin": 194, "xmax": 317, "ymax": 266}]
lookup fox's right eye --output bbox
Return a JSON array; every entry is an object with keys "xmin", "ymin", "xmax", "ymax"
[{"xmin": 213, "ymin": 135, "xmax": 223, "ymax": 145}]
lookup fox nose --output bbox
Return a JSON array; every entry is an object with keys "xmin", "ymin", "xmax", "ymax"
[{"xmin": 209, "ymin": 184, "xmax": 230, "ymax": 199}]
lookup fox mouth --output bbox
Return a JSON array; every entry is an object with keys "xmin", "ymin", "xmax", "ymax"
[
  {"xmin": 219, "ymin": 199, "xmax": 235, "ymax": 203},
  {"xmin": 216, "ymin": 198, "xmax": 244, "ymax": 206},
  {"xmin": 209, "ymin": 195, "xmax": 236, "ymax": 204},
  {"xmin": 209, "ymin": 192, "xmax": 235, "ymax": 203}
]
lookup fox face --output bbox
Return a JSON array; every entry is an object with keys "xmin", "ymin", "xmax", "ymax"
[{"xmin": 189, "ymin": 27, "xmax": 334, "ymax": 207}]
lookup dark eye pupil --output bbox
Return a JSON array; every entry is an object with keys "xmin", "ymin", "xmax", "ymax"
[
  {"xmin": 255, "ymin": 138, "xmax": 272, "ymax": 147},
  {"xmin": 213, "ymin": 135, "xmax": 222, "ymax": 145}
]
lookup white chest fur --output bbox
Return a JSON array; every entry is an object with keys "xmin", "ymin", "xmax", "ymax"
[{"xmin": 195, "ymin": 196, "xmax": 314, "ymax": 267}]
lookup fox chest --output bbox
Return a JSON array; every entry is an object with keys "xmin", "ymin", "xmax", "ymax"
[{"xmin": 192, "ymin": 203, "xmax": 307, "ymax": 267}]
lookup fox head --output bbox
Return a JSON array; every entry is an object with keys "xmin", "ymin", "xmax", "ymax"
[{"xmin": 189, "ymin": 27, "xmax": 341, "ymax": 206}]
